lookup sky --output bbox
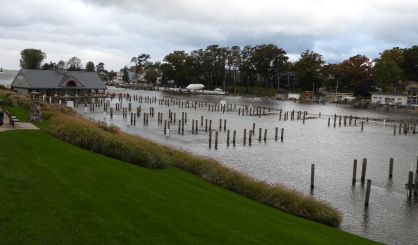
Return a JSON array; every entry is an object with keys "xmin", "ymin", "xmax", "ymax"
[{"xmin": 1, "ymin": 0, "xmax": 418, "ymax": 71}]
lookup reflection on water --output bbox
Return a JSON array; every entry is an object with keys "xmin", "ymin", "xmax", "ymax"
[{"xmin": 81, "ymin": 87, "xmax": 418, "ymax": 244}]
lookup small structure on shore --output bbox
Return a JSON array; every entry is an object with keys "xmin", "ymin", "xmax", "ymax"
[
  {"xmin": 10, "ymin": 64, "xmax": 106, "ymax": 97},
  {"xmin": 371, "ymin": 92, "xmax": 408, "ymax": 106}
]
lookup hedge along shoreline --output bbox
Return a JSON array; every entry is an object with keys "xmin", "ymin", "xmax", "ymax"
[{"xmin": 1, "ymin": 89, "xmax": 342, "ymax": 227}]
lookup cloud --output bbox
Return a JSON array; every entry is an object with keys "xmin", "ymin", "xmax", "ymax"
[{"xmin": 1, "ymin": 0, "xmax": 418, "ymax": 70}]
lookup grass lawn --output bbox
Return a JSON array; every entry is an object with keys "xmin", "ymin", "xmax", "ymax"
[
  {"xmin": 1, "ymin": 105, "xmax": 29, "ymax": 122},
  {"xmin": 0, "ymin": 130, "xmax": 378, "ymax": 244}
]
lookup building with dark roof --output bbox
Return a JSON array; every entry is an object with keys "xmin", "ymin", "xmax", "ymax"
[{"xmin": 11, "ymin": 69, "xmax": 107, "ymax": 97}]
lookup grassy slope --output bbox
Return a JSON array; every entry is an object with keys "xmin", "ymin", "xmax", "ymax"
[
  {"xmin": 0, "ymin": 130, "xmax": 377, "ymax": 244},
  {"xmin": 1, "ymin": 105, "xmax": 29, "ymax": 122}
]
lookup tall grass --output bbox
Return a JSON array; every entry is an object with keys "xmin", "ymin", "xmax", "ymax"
[{"xmin": 1, "ymin": 88, "xmax": 342, "ymax": 227}]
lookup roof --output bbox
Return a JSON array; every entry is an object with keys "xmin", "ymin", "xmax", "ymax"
[{"xmin": 11, "ymin": 69, "xmax": 106, "ymax": 90}]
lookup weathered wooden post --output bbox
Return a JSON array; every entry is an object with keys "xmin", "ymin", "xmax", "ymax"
[
  {"xmin": 209, "ymin": 130, "xmax": 212, "ymax": 148},
  {"xmin": 182, "ymin": 119, "xmax": 184, "ymax": 135},
  {"xmin": 243, "ymin": 129, "xmax": 247, "ymax": 145},
  {"xmin": 209, "ymin": 120, "xmax": 212, "ymax": 131},
  {"xmin": 249, "ymin": 130, "xmax": 252, "ymax": 146},
  {"xmin": 311, "ymin": 164, "xmax": 315, "ymax": 189},
  {"xmin": 215, "ymin": 131, "xmax": 218, "ymax": 150},
  {"xmin": 264, "ymin": 129, "xmax": 267, "ymax": 142},
  {"xmin": 192, "ymin": 119, "xmax": 195, "ymax": 134},
  {"xmin": 333, "ymin": 114, "xmax": 336, "ymax": 127},
  {"xmin": 224, "ymin": 119, "xmax": 226, "ymax": 131},
  {"xmin": 352, "ymin": 159, "xmax": 357, "ymax": 184},
  {"xmin": 258, "ymin": 128, "xmax": 262, "ymax": 141},
  {"xmin": 339, "ymin": 116, "xmax": 342, "ymax": 126},
  {"xmin": 361, "ymin": 121, "xmax": 364, "ymax": 132},
  {"xmin": 233, "ymin": 130, "xmax": 236, "ymax": 147},
  {"xmin": 219, "ymin": 119, "xmax": 222, "ymax": 130},
  {"xmin": 201, "ymin": 115, "xmax": 204, "ymax": 127},
  {"xmin": 110, "ymin": 107, "xmax": 113, "ymax": 119},
  {"xmin": 399, "ymin": 121, "xmax": 402, "ymax": 134},
  {"xmin": 205, "ymin": 119, "xmax": 208, "ymax": 132},
  {"xmin": 389, "ymin": 158, "xmax": 394, "ymax": 180},
  {"xmin": 365, "ymin": 179, "xmax": 371, "ymax": 207},
  {"xmin": 361, "ymin": 158, "xmax": 367, "ymax": 184},
  {"xmin": 303, "ymin": 113, "xmax": 305, "ymax": 124},
  {"xmin": 178, "ymin": 120, "xmax": 181, "ymax": 134},
  {"xmin": 407, "ymin": 171, "xmax": 414, "ymax": 199},
  {"xmin": 227, "ymin": 130, "xmax": 230, "ymax": 147},
  {"xmin": 195, "ymin": 119, "xmax": 198, "ymax": 134},
  {"xmin": 328, "ymin": 118, "xmax": 330, "ymax": 127},
  {"xmin": 275, "ymin": 127, "xmax": 278, "ymax": 141},
  {"xmin": 281, "ymin": 128, "xmax": 284, "ymax": 142},
  {"xmin": 252, "ymin": 123, "xmax": 255, "ymax": 135},
  {"xmin": 394, "ymin": 124, "xmax": 397, "ymax": 136}
]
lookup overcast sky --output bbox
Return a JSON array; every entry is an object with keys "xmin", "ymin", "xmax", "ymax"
[{"xmin": 1, "ymin": 0, "xmax": 417, "ymax": 70}]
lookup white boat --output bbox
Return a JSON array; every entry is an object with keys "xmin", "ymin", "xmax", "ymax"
[{"xmin": 186, "ymin": 84, "xmax": 204, "ymax": 91}]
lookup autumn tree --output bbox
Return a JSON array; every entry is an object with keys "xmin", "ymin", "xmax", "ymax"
[{"xmin": 335, "ymin": 55, "xmax": 372, "ymax": 95}]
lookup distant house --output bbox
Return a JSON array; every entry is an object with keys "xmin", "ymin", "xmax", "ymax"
[
  {"xmin": 371, "ymin": 92, "xmax": 408, "ymax": 105},
  {"xmin": 11, "ymin": 69, "xmax": 106, "ymax": 97}
]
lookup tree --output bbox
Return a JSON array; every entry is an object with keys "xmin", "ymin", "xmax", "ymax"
[
  {"xmin": 41, "ymin": 61, "xmax": 56, "ymax": 70},
  {"xmin": 122, "ymin": 66, "xmax": 129, "ymax": 83},
  {"xmin": 96, "ymin": 62, "xmax": 105, "ymax": 73},
  {"xmin": 20, "ymin": 49, "xmax": 46, "ymax": 69},
  {"xmin": 373, "ymin": 58, "xmax": 402, "ymax": 91},
  {"xmin": 161, "ymin": 50, "xmax": 190, "ymax": 87},
  {"xmin": 66, "ymin": 57, "xmax": 82, "ymax": 71},
  {"xmin": 402, "ymin": 46, "xmax": 418, "ymax": 81},
  {"xmin": 130, "ymin": 53, "xmax": 151, "ymax": 78},
  {"xmin": 335, "ymin": 55, "xmax": 372, "ymax": 95},
  {"xmin": 294, "ymin": 50, "xmax": 325, "ymax": 91},
  {"xmin": 85, "ymin": 61, "xmax": 95, "ymax": 72}
]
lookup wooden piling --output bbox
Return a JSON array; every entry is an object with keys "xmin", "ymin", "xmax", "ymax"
[
  {"xmin": 365, "ymin": 179, "xmax": 371, "ymax": 207},
  {"xmin": 224, "ymin": 119, "xmax": 226, "ymax": 131},
  {"xmin": 310, "ymin": 164, "xmax": 315, "ymax": 189},
  {"xmin": 389, "ymin": 158, "xmax": 394, "ymax": 180},
  {"xmin": 361, "ymin": 121, "xmax": 364, "ymax": 132},
  {"xmin": 215, "ymin": 131, "xmax": 218, "ymax": 150},
  {"xmin": 209, "ymin": 130, "xmax": 212, "ymax": 148},
  {"xmin": 394, "ymin": 124, "xmax": 397, "ymax": 135},
  {"xmin": 352, "ymin": 159, "xmax": 357, "ymax": 184},
  {"xmin": 243, "ymin": 129, "xmax": 247, "ymax": 145},
  {"xmin": 233, "ymin": 130, "xmax": 236, "ymax": 146},
  {"xmin": 407, "ymin": 171, "xmax": 413, "ymax": 199},
  {"xmin": 281, "ymin": 128, "xmax": 284, "ymax": 142},
  {"xmin": 249, "ymin": 130, "xmax": 252, "ymax": 146},
  {"xmin": 227, "ymin": 130, "xmax": 230, "ymax": 147},
  {"xmin": 264, "ymin": 129, "xmax": 267, "ymax": 142},
  {"xmin": 361, "ymin": 158, "xmax": 367, "ymax": 184},
  {"xmin": 275, "ymin": 127, "xmax": 278, "ymax": 141}
]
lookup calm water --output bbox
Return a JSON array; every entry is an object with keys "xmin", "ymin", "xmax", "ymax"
[
  {"xmin": 79, "ymin": 87, "xmax": 417, "ymax": 244},
  {"xmin": 0, "ymin": 70, "xmax": 18, "ymax": 88}
]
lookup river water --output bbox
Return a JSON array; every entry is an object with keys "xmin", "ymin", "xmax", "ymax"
[{"xmin": 62, "ymin": 86, "xmax": 418, "ymax": 244}]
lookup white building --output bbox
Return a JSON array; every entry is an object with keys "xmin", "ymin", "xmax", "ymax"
[{"xmin": 371, "ymin": 92, "xmax": 408, "ymax": 105}]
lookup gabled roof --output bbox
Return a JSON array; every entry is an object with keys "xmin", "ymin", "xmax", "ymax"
[{"xmin": 11, "ymin": 69, "xmax": 106, "ymax": 89}]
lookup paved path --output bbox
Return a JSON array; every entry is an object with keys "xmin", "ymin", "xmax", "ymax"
[{"xmin": 0, "ymin": 109, "xmax": 39, "ymax": 132}]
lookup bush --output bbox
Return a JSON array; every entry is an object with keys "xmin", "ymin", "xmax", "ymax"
[{"xmin": 46, "ymin": 112, "xmax": 169, "ymax": 169}]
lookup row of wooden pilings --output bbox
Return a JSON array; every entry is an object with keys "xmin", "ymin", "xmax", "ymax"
[
  {"xmin": 207, "ymin": 127, "xmax": 285, "ymax": 149},
  {"xmin": 309, "ymin": 157, "xmax": 418, "ymax": 208}
]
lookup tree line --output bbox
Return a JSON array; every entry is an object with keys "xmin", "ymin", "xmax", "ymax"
[{"xmin": 19, "ymin": 44, "xmax": 418, "ymax": 95}]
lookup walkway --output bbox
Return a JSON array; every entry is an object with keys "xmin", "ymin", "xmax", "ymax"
[{"xmin": 0, "ymin": 109, "xmax": 39, "ymax": 132}]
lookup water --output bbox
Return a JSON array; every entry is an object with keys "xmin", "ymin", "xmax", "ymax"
[
  {"xmin": 0, "ymin": 70, "xmax": 18, "ymax": 88},
  {"xmin": 80, "ymin": 87, "xmax": 418, "ymax": 244}
]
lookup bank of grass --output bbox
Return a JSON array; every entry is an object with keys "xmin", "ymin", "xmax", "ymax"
[
  {"xmin": 1, "ymin": 89, "xmax": 342, "ymax": 226},
  {"xmin": 0, "ymin": 130, "xmax": 378, "ymax": 244}
]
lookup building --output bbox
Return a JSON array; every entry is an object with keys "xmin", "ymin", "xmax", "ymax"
[
  {"xmin": 371, "ymin": 92, "xmax": 408, "ymax": 105},
  {"xmin": 11, "ymin": 69, "xmax": 106, "ymax": 97}
]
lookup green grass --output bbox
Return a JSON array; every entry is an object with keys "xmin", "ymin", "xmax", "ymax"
[
  {"xmin": 1, "ymin": 105, "xmax": 29, "ymax": 122},
  {"xmin": 0, "ymin": 130, "xmax": 378, "ymax": 244}
]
